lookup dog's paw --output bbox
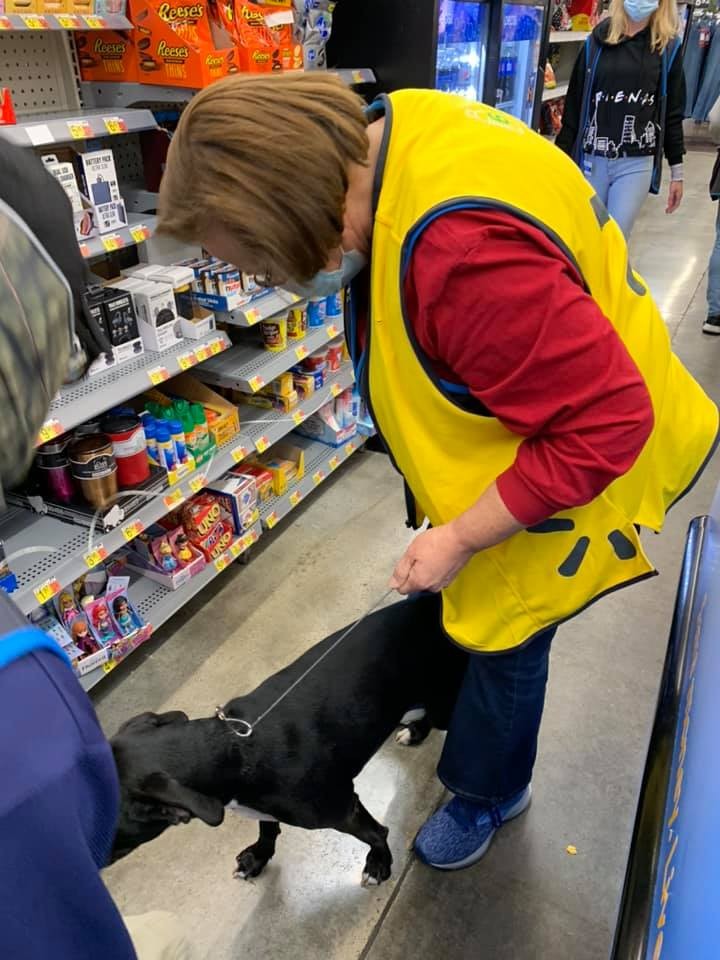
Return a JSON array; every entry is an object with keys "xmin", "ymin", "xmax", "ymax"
[
  {"xmin": 361, "ymin": 852, "xmax": 392, "ymax": 887},
  {"xmin": 233, "ymin": 847, "xmax": 269, "ymax": 881},
  {"xmin": 395, "ymin": 726, "xmax": 413, "ymax": 746}
]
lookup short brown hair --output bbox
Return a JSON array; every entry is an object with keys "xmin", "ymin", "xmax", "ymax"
[{"xmin": 159, "ymin": 73, "xmax": 369, "ymax": 282}]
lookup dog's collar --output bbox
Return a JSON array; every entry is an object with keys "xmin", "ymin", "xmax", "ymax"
[{"xmin": 215, "ymin": 707, "xmax": 253, "ymax": 738}]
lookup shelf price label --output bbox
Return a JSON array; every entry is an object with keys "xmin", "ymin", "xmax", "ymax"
[
  {"xmin": 255, "ymin": 435, "xmax": 270, "ymax": 453},
  {"xmin": 83, "ymin": 14, "xmax": 106, "ymax": 27},
  {"xmin": 188, "ymin": 473, "xmax": 206, "ymax": 494},
  {"xmin": 231, "ymin": 444, "xmax": 248, "ymax": 463},
  {"xmin": 351, "ymin": 69, "xmax": 366, "ymax": 84},
  {"xmin": 326, "ymin": 324, "xmax": 339, "ymax": 338},
  {"xmin": 102, "ymin": 234, "xmax": 124, "ymax": 253},
  {"xmin": 67, "ymin": 118, "xmax": 93, "ymax": 139},
  {"xmin": 246, "ymin": 528, "xmax": 259, "ymax": 546},
  {"xmin": 330, "ymin": 382, "xmax": 342, "ymax": 398},
  {"xmin": 84, "ymin": 543, "xmax": 108, "ymax": 569},
  {"xmin": 56, "ymin": 13, "xmax": 81, "ymax": 27},
  {"xmin": 214, "ymin": 553, "xmax": 231, "ymax": 572},
  {"xmin": 289, "ymin": 490, "xmax": 302, "ymax": 508},
  {"xmin": 122, "ymin": 519, "xmax": 144, "ymax": 542},
  {"xmin": 102, "ymin": 659, "xmax": 119, "ymax": 675},
  {"xmin": 148, "ymin": 365, "xmax": 171, "ymax": 385},
  {"xmin": 291, "ymin": 410, "xmax": 305, "ymax": 426},
  {"xmin": 248, "ymin": 375, "xmax": 265, "ymax": 392},
  {"xmin": 265, "ymin": 511, "xmax": 279, "ymax": 529},
  {"xmin": 345, "ymin": 441, "xmax": 355, "ymax": 457},
  {"xmin": 229, "ymin": 539, "xmax": 243, "ymax": 559},
  {"xmin": 79, "ymin": 242, "xmax": 90, "ymax": 258},
  {"xmin": 21, "ymin": 13, "xmax": 48, "ymax": 28},
  {"xmin": 245, "ymin": 307, "xmax": 261, "ymax": 326},
  {"xmin": 328, "ymin": 455, "xmax": 340, "ymax": 471},
  {"xmin": 163, "ymin": 488, "xmax": 185, "ymax": 510},
  {"xmin": 294, "ymin": 344, "xmax": 309, "ymax": 361},
  {"xmin": 312, "ymin": 470, "xmax": 325, "ymax": 486},
  {"xmin": 209, "ymin": 337, "xmax": 224, "ymax": 356},
  {"xmin": 37, "ymin": 417, "xmax": 64, "ymax": 445},
  {"xmin": 194, "ymin": 345, "xmax": 210, "ymax": 362},
  {"xmin": 130, "ymin": 224, "xmax": 150, "ymax": 244},
  {"xmin": 177, "ymin": 350, "xmax": 198, "ymax": 371},
  {"xmin": 103, "ymin": 115, "xmax": 128, "ymax": 135},
  {"xmin": 34, "ymin": 577, "xmax": 61, "ymax": 605},
  {"xmin": 0, "ymin": 16, "xmax": 12, "ymax": 29}
]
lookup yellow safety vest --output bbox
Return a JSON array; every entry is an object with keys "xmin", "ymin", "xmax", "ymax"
[{"xmin": 367, "ymin": 90, "xmax": 718, "ymax": 654}]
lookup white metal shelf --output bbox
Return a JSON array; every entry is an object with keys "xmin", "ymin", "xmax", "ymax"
[
  {"xmin": 79, "ymin": 213, "xmax": 157, "ymax": 260},
  {"xmin": 0, "ymin": 12, "xmax": 132, "ymax": 30},
  {"xmin": 219, "ymin": 289, "xmax": 304, "ymax": 328},
  {"xmin": 78, "ymin": 520, "xmax": 261, "ymax": 691},
  {"xmin": 549, "ymin": 30, "xmax": 589, "ymax": 43},
  {"xmin": 6, "ymin": 358, "xmax": 353, "ymax": 616},
  {"xmin": 542, "ymin": 81, "xmax": 569, "ymax": 102},
  {"xmin": 197, "ymin": 320, "xmax": 344, "ymax": 393},
  {"xmin": 260, "ymin": 434, "xmax": 366, "ymax": 531},
  {"xmin": 36, "ymin": 331, "xmax": 231, "ymax": 445},
  {"xmin": 0, "ymin": 107, "xmax": 157, "ymax": 147}
]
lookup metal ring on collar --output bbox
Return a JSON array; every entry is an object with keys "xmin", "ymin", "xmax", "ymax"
[{"xmin": 215, "ymin": 707, "xmax": 254, "ymax": 738}]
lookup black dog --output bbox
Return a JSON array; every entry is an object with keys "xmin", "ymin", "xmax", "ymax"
[{"xmin": 110, "ymin": 594, "xmax": 467, "ymax": 885}]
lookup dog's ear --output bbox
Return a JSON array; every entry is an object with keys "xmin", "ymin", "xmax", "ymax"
[
  {"xmin": 139, "ymin": 772, "xmax": 224, "ymax": 826},
  {"xmin": 115, "ymin": 710, "xmax": 190, "ymax": 736}
]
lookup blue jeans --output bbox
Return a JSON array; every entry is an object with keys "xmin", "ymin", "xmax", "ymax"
[
  {"xmin": 684, "ymin": 22, "xmax": 708, "ymax": 118},
  {"xmin": 693, "ymin": 24, "xmax": 720, "ymax": 122},
  {"xmin": 583, "ymin": 154, "xmax": 653, "ymax": 240},
  {"xmin": 438, "ymin": 627, "xmax": 556, "ymax": 805},
  {"xmin": 707, "ymin": 204, "xmax": 720, "ymax": 316}
]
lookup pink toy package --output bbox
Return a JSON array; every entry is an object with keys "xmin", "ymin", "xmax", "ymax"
[{"xmin": 86, "ymin": 596, "xmax": 121, "ymax": 647}]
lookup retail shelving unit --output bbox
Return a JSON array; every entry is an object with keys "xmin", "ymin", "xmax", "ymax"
[
  {"xmin": 543, "ymin": 31, "xmax": 585, "ymax": 105},
  {"xmin": 0, "ymin": 16, "xmax": 372, "ymax": 689}
]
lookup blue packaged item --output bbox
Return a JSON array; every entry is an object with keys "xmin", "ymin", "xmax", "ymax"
[
  {"xmin": 168, "ymin": 419, "xmax": 187, "ymax": 463},
  {"xmin": 307, "ymin": 296, "xmax": 327, "ymax": 327},
  {"xmin": 155, "ymin": 422, "xmax": 176, "ymax": 471},
  {"xmin": 325, "ymin": 291, "xmax": 343, "ymax": 318},
  {"xmin": 143, "ymin": 418, "xmax": 159, "ymax": 467}
]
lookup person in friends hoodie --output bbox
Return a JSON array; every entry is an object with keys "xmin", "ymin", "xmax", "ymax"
[{"xmin": 557, "ymin": 0, "xmax": 685, "ymax": 238}]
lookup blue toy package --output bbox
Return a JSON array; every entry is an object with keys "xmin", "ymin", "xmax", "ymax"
[{"xmin": 0, "ymin": 540, "xmax": 17, "ymax": 594}]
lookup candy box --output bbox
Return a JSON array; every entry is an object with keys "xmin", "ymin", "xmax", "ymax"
[
  {"xmin": 252, "ymin": 440, "xmax": 304, "ymax": 495},
  {"xmin": 75, "ymin": 30, "xmax": 139, "ymax": 82},
  {"xmin": 232, "ymin": 463, "xmax": 273, "ymax": 502},
  {"xmin": 206, "ymin": 474, "xmax": 258, "ymax": 534}
]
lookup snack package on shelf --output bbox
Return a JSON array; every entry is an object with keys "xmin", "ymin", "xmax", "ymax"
[
  {"xmin": 232, "ymin": 463, "xmax": 274, "ymax": 501},
  {"xmin": 295, "ymin": 389, "xmax": 358, "ymax": 447},
  {"xmin": 292, "ymin": 0, "xmax": 337, "ymax": 69},
  {"xmin": 248, "ymin": 440, "xmax": 304, "ymax": 495},
  {"xmin": 76, "ymin": 30, "xmax": 139, "ymax": 82},
  {"xmin": 232, "ymin": 1, "xmax": 300, "ymax": 73},
  {"xmin": 544, "ymin": 61, "xmax": 557, "ymax": 90}
]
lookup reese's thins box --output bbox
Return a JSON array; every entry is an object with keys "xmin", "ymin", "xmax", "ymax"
[
  {"xmin": 127, "ymin": 0, "xmax": 236, "ymax": 88},
  {"xmin": 76, "ymin": 30, "xmax": 139, "ymax": 82}
]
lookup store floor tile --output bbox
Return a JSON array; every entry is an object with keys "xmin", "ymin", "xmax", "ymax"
[{"xmin": 97, "ymin": 147, "xmax": 720, "ymax": 960}]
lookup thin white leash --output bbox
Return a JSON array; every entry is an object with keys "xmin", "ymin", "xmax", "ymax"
[{"xmin": 215, "ymin": 581, "xmax": 406, "ymax": 738}]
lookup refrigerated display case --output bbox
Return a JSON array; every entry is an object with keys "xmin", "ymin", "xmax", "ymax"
[
  {"xmin": 436, "ymin": 0, "xmax": 490, "ymax": 100},
  {"xmin": 496, "ymin": 1, "xmax": 547, "ymax": 125}
]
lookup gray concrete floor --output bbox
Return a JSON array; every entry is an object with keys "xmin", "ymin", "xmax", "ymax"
[{"xmin": 96, "ymin": 148, "xmax": 720, "ymax": 960}]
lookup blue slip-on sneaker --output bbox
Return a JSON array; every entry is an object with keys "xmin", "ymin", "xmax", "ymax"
[{"xmin": 414, "ymin": 784, "xmax": 532, "ymax": 870}]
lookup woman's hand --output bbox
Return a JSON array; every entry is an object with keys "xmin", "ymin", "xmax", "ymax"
[
  {"xmin": 666, "ymin": 181, "xmax": 683, "ymax": 214},
  {"xmin": 389, "ymin": 524, "xmax": 474, "ymax": 595}
]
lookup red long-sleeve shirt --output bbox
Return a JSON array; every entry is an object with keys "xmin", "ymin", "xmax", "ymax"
[{"xmin": 402, "ymin": 210, "xmax": 654, "ymax": 526}]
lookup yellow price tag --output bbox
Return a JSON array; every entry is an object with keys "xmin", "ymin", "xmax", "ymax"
[
  {"xmin": 231, "ymin": 445, "xmax": 248, "ymax": 463},
  {"xmin": 130, "ymin": 224, "xmax": 149, "ymax": 244},
  {"xmin": 266, "ymin": 511, "xmax": 279, "ymax": 529},
  {"xmin": 67, "ymin": 120, "xmax": 92, "ymax": 140},
  {"xmin": 294, "ymin": 345, "xmax": 309, "ymax": 361},
  {"xmin": 79, "ymin": 242, "xmax": 90, "ymax": 258},
  {"xmin": 102, "ymin": 234, "xmax": 123, "ymax": 252},
  {"xmin": 163, "ymin": 488, "xmax": 185, "ymax": 510},
  {"xmin": 148, "ymin": 365, "xmax": 170, "ymax": 386},
  {"xmin": 122, "ymin": 519, "xmax": 144, "ymax": 542},
  {"xmin": 330, "ymin": 383, "xmax": 342, "ymax": 398},
  {"xmin": 326, "ymin": 324, "xmax": 339, "ymax": 338},
  {"xmin": 255, "ymin": 435, "xmax": 270, "ymax": 453},
  {"xmin": 84, "ymin": 544, "xmax": 108, "ymax": 569},
  {"xmin": 22, "ymin": 14, "xmax": 46, "ymax": 28},
  {"xmin": 329, "ymin": 455, "xmax": 340, "ymax": 471},
  {"xmin": 229, "ymin": 540, "xmax": 241, "ymax": 558},
  {"xmin": 194, "ymin": 345, "xmax": 210, "ymax": 362},
  {"xmin": 102, "ymin": 658, "xmax": 118, "ymax": 675},
  {"xmin": 245, "ymin": 307, "xmax": 261, "ymax": 325},
  {"xmin": 34, "ymin": 577, "xmax": 61, "ymax": 605},
  {"xmin": 83, "ymin": 14, "xmax": 106, "ymax": 27},
  {"xmin": 56, "ymin": 13, "xmax": 80, "ymax": 27},
  {"xmin": 0, "ymin": 16, "xmax": 12, "ymax": 29},
  {"xmin": 178, "ymin": 351, "xmax": 198, "ymax": 371},
  {"xmin": 242, "ymin": 533, "xmax": 253, "ymax": 549},
  {"xmin": 289, "ymin": 490, "xmax": 302, "ymax": 508},
  {"xmin": 312, "ymin": 470, "xmax": 325, "ymax": 486},
  {"xmin": 188, "ymin": 474, "xmax": 206, "ymax": 494},
  {"xmin": 103, "ymin": 116, "xmax": 127, "ymax": 135},
  {"xmin": 292, "ymin": 410, "xmax": 304, "ymax": 426},
  {"xmin": 249, "ymin": 529, "xmax": 259, "ymax": 544},
  {"xmin": 352, "ymin": 69, "xmax": 364, "ymax": 83},
  {"xmin": 209, "ymin": 338, "xmax": 224, "ymax": 355},
  {"xmin": 248, "ymin": 375, "xmax": 265, "ymax": 392},
  {"xmin": 345, "ymin": 442, "xmax": 355, "ymax": 457},
  {"xmin": 37, "ymin": 418, "xmax": 64, "ymax": 445},
  {"xmin": 214, "ymin": 554, "xmax": 230, "ymax": 572}
]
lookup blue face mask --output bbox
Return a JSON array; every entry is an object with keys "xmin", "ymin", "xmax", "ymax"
[
  {"xmin": 284, "ymin": 249, "xmax": 367, "ymax": 299},
  {"xmin": 623, "ymin": 0, "xmax": 658, "ymax": 22}
]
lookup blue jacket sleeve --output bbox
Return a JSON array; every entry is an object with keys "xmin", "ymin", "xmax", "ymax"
[{"xmin": 0, "ymin": 648, "xmax": 136, "ymax": 959}]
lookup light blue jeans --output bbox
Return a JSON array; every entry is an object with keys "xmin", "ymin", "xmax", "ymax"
[
  {"xmin": 583, "ymin": 154, "xmax": 654, "ymax": 240},
  {"xmin": 707, "ymin": 204, "xmax": 720, "ymax": 317}
]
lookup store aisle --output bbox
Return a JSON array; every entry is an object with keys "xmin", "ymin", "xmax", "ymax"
[{"xmin": 97, "ymin": 148, "xmax": 720, "ymax": 960}]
